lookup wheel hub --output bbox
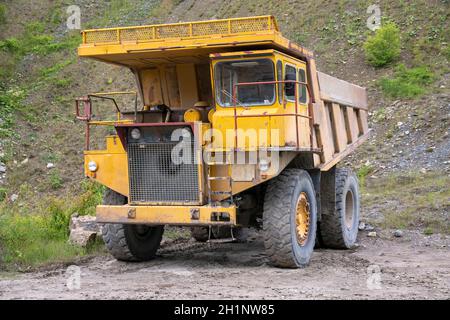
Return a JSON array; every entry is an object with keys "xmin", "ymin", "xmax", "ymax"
[
  {"xmin": 295, "ymin": 192, "xmax": 310, "ymax": 246},
  {"xmin": 344, "ymin": 189, "xmax": 354, "ymax": 229},
  {"xmin": 133, "ymin": 225, "xmax": 152, "ymax": 239}
]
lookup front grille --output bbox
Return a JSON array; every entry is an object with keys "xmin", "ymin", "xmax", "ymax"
[{"xmin": 128, "ymin": 142, "xmax": 199, "ymax": 203}]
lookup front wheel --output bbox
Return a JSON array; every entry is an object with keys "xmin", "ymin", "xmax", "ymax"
[
  {"xmin": 263, "ymin": 169, "xmax": 317, "ymax": 268},
  {"xmin": 101, "ymin": 189, "xmax": 164, "ymax": 261}
]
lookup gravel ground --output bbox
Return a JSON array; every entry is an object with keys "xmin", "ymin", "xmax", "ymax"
[{"xmin": 0, "ymin": 229, "xmax": 448, "ymax": 300}]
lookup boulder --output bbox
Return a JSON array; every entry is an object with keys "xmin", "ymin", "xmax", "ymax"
[
  {"xmin": 69, "ymin": 214, "xmax": 102, "ymax": 247},
  {"xmin": 393, "ymin": 229, "xmax": 404, "ymax": 238},
  {"xmin": 69, "ymin": 229, "xmax": 97, "ymax": 247}
]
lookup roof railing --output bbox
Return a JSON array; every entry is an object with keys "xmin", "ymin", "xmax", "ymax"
[{"xmin": 81, "ymin": 16, "xmax": 278, "ymax": 45}]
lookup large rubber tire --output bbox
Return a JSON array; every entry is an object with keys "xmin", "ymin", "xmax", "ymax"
[
  {"xmin": 190, "ymin": 227, "xmax": 209, "ymax": 242},
  {"xmin": 319, "ymin": 168, "xmax": 360, "ymax": 249},
  {"xmin": 263, "ymin": 169, "xmax": 317, "ymax": 268},
  {"xmin": 101, "ymin": 189, "xmax": 164, "ymax": 261}
]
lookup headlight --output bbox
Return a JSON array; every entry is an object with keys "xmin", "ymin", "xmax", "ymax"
[
  {"xmin": 259, "ymin": 159, "xmax": 270, "ymax": 172},
  {"xmin": 88, "ymin": 161, "xmax": 98, "ymax": 172},
  {"xmin": 130, "ymin": 128, "xmax": 141, "ymax": 140}
]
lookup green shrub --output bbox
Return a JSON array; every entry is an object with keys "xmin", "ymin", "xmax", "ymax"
[
  {"xmin": 363, "ymin": 23, "xmax": 401, "ymax": 67},
  {"xmin": 49, "ymin": 171, "xmax": 64, "ymax": 190},
  {"xmin": 357, "ymin": 164, "xmax": 374, "ymax": 187},
  {"xmin": 379, "ymin": 64, "xmax": 434, "ymax": 99}
]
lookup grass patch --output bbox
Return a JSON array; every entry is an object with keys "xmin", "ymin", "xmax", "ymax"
[
  {"xmin": 0, "ymin": 188, "xmax": 6, "ymax": 202},
  {"xmin": 363, "ymin": 171, "xmax": 450, "ymax": 234},
  {"xmin": 39, "ymin": 59, "xmax": 74, "ymax": 78},
  {"xmin": 37, "ymin": 58, "xmax": 75, "ymax": 89},
  {"xmin": 0, "ymin": 22, "xmax": 80, "ymax": 58},
  {"xmin": 0, "ymin": 180, "xmax": 105, "ymax": 270},
  {"xmin": 357, "ymin": 164, "xmax": 374, "ymax": 188},
  {"xmin": 0, "ymin": 87, "xmax": 25, "ymax": 138},
  {"xmin": 164, "ymin": 227, "xmax": 191, "ymax": 240},
  {"xmin": 372, "ymin": 107, "xmax": 386, "ymax": 123},
  {"xmin": 363, "ymin": 22, "xmax": 401, "ymax": 67},
  {"xmin": 379, "ymin": 64, "xmax": 434, "ymax": 99},
  {"xmin": 49, "ymin": 170, "xmax": 64, "ymax": 190}
]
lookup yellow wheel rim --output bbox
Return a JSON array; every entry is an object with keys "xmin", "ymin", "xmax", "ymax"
[{"xmin": 295, "ymin": 192, "xmax": 310, "ymax": 246}]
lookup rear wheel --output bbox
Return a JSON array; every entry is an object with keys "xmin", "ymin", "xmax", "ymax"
[
  {"xmin": 190, "ymin": 227, "xmax": 209, "ymax": 242},
  {"xmin": 263, "ymin": 169, "xmax": 317, "ymax": 268},
  {"xmin": 101, "ymin": 189, "xmax": 164, "ymax": 261},
  {"xmin": 319, "ymin": 168, "xmax": 360, "ymax": 249}
]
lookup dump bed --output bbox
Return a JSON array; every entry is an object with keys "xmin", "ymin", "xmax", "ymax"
[{"xmin": 314, "ymin": 72, "xmax": 369, "ymax": 170}]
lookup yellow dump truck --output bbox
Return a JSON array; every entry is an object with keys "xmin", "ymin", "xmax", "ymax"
[{"xmin": 76, "ymin": 16, "xmax": 369, "ymax": 268}]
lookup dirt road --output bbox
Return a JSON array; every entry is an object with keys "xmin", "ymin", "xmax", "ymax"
[{"xmin": 0, "ymin": 230, "xmax": 449, "ymax": 300}]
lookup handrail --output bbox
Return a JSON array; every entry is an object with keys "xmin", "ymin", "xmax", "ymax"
[
  {"xmin": 75, "ymin": 91, "xmax": 138, "ymax": 150},
  {"xmin": 88, "ymin": 91, "xmax": 138, "ymax": 122}
]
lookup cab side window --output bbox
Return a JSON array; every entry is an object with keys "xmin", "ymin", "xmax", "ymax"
[
  {"xmin": 298, "ymin": 68, "xmax": 307, "ymax": 104},
  {"xmin": 284, "ymin": 64, "xmax": 297, "ymax": 101},
  {"xmin": 276, "ymin": 60, "xmax": 283, "ymax": 104}
]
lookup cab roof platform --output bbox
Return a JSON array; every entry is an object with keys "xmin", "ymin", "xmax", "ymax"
[{"xmin": 78, "ymin": 15, "xmax": 314, "ymax": 68}]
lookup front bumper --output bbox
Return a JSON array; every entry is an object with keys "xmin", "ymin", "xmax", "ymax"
[{"xmin": 96, "ymin": 204, "xmax": 237, "ymax": 226}]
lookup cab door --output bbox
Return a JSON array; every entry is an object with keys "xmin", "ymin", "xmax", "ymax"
[
  {"xmin": 282, "ymin": 62, "xmax": 310, "ymax": 148},
  {"xmin": 282, "ymin": 63, "xmax": 299, "ymax": 147}
]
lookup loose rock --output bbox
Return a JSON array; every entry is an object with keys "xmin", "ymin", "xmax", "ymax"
[
  {"xmin": 69, "ymin": 230, "xmax": 97, "ymax": 247},
  {"xmin": 394, "ymin": 230, "xmax": 404, "ymax": 238},
  {"xmin": 10, "ymin": 194, "xmax": 18, "ymax": 202},
  {"xmin": 69, "ymin": 214, "xmax": 102, "ymax": 247},
  {"xmin": 367, "ymin": 231, "xmax": 377, "ymax": 238}
]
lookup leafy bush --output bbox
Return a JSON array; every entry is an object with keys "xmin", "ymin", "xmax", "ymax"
[
  {"xmin": 357, "ymin": 164, "xmax": 374, "ymax": 188},
  {"xmin": 379, "ymin": 64, "xmax": 434, "ymax": 98},
  {"xmin": 49, "ymin": 171, "xmax": 64, "ymax": 190},
  {"xmin": 364, "ymin": 23, "xmax": 401, "ymax": 67}
]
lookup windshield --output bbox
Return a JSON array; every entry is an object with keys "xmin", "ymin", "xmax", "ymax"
[{"xmin": 214, "ymin": 59, "xmax": 275, "ymax": 107}]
